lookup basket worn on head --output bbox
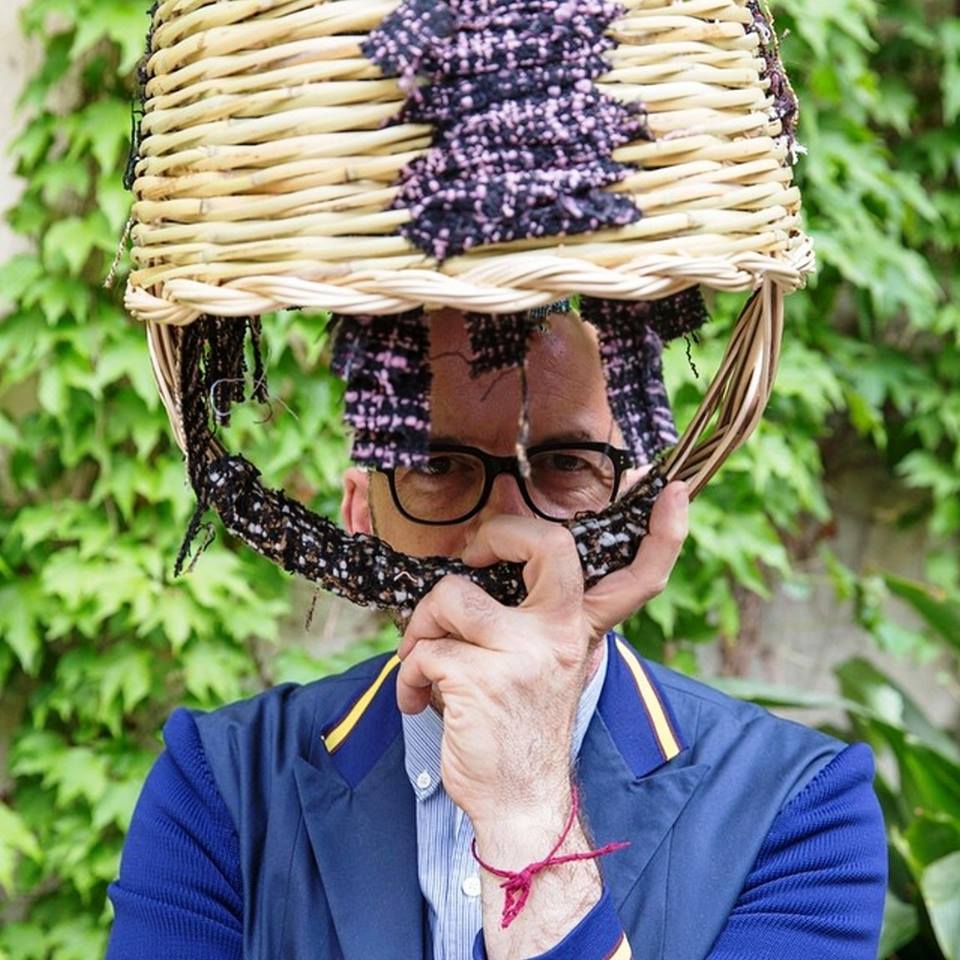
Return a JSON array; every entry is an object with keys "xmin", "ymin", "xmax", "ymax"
[{"xmin": 125, "ymin": 0, "xmax": 814, "ymax": 612}]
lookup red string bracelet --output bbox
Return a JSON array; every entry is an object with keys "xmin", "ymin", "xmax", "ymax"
[{"xmin": 470, "ymin": 784, "xmax": 630, "ymax": 929}]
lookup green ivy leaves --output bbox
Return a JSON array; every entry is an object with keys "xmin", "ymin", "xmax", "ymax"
[
  {"xmin": 0, "ymin": 1, "xmax": 346, "ymax": 948},
  {"xmin": 0, "ymin": 803, "xmax": 42, "ymax": 895},
  {"xmin": 0, "ymin": 0, "xmax": 957, "ymax": 957}
]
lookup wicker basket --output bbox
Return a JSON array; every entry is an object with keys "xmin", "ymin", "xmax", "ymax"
[{"xmin": 124, "ymin": 0, "xmax": 814, "ymax": 611}]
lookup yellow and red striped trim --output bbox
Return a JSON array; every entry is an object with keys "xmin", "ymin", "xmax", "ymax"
[
  {"xmin": 323, "ymin": 654, "xmax": 401, "ymax": 753},
  {"xmin": 614, "ymin": 636, "xmax": 682, "ymax": 762}
]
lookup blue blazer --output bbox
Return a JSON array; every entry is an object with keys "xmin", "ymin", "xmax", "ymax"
[{"xmin": 106, "ymin": 632, "xmax": 887, "ymax": 959}]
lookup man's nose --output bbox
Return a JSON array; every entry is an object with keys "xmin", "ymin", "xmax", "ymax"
[{"xmin": 479, "ymin": 471, "xmax": 533, "ymax": 519}]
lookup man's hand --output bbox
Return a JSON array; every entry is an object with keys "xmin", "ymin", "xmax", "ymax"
[
  {"xmin": 396, "ymin": 479, "xmax": 688, "ymax": 819},
  {"xmin": 395, "ymin": 479, "xmax": 689, "ymax": 957}
]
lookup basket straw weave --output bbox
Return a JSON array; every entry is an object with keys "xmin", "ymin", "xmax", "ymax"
[{"xmin": 126, "ymin": 0, "xmax": 812, "ymax": 511}]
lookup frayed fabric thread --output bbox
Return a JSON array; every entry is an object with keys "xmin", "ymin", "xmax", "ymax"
[
  {"xmin": 329, "ymin": 310, "xmax": 432, "ymax": 468},
  {"xmin": 171, "ymin": 312, "xmax": 668, "ymax": 612}
]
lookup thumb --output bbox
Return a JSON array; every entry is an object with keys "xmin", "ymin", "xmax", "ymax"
[{"xmin": 583, "ymin": 480, "xmax": 689, "ymax": 631}]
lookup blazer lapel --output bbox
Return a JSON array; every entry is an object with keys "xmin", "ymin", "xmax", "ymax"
[
  {"xmin": 579, "ymin": 714, "xmax": 708, "ymax": 908},
  {"xmin": 292, "ymin": 657, "xmax": 427, "ymax": 960},
  {"xmin": 579, "ymin": 635, "xmax": 709, "ymax": 909},
  {"xmin": 289, "ymin": 637, "xmax": 704, "ymax": 954}
]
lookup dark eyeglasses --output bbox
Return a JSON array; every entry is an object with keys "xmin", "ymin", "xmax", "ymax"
[{"xmin": 380, "ymin": 441, "xmax": 634, "ymax": 525}]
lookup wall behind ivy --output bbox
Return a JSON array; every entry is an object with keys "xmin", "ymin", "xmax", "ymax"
[
  {"xmin": 0, "ymin": 0, "xmax": 39, "ymax": 260},
  {"xmin": 0, "ymin": 0, "xmax": 958, "ymax": 958}
]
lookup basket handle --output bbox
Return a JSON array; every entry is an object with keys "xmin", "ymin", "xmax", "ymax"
[{"xmin": 145, "ymin": 281, "xmax": 780, "ymax": 613}]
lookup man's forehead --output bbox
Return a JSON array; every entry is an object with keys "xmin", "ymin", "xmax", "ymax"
[
  {"xmin": 427, "ymin": 309, "xmax": 603, "ymax": 391},
  {"xmin": 425, "ymin": 309, "xmax": 617, "ymax": 449}
]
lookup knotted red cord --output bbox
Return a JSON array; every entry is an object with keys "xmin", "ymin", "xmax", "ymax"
[{"xmin": 470, "ymin": 784, "xmax": 630, "ymax": 929}]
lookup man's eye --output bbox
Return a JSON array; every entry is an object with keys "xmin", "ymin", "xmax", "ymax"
[
  {"xmin": 419, "ymin": 456, "xmax": 453, "ymax": 477},
  {"xmin": 546, "ymin": 453, "xmax": 589, "ymax": 472},
  {"xmin": 412, "ymin": 455, "xmax": 476, "ymax": 478}
]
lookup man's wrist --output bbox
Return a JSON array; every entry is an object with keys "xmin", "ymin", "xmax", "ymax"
[
  {"xmin": 473, "ymin": 806, "xmax": 604, "ymax": 959},
  {"xmin": 469, "ymin": 776, "xmax": 573, "ymax": 855},
  {"xmin": 471, "ymin": 783, "xmax": 600, "ymax": 876}
]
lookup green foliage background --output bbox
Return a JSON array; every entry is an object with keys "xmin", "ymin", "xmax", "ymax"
[{"xmin": 0, "ymin": 0, "xmax": 957, "ymax": 957}]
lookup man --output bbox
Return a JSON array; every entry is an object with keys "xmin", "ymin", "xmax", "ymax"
[{"xmin": 106, "ymin": 308, "xmax": 887, "ymax": 960}]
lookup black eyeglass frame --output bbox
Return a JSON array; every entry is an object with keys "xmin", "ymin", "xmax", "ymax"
[{"xmin": 380, "ymin": 441, "xmax": 636, "ymax": 526}]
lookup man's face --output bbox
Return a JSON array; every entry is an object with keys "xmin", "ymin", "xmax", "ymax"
[{"xmin": 340, "ymin": 307, "xmax": 644, "ymax": 563}]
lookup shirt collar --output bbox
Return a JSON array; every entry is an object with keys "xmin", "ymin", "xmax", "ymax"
[{"xmin": 402, "ymin": 632, "xmax": 610, "ymax": 800}]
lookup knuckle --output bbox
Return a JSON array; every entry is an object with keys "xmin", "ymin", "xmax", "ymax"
[
  {"xmin": 543, "ymin": 524, "xmax": 576, "ymax": 554},
  {"xmin": 425, "ymin": 575, "xmax": 463, "ymax": 618},
  {"xmin": 431, "ymin": 575, "xmax": 459, "ymax": 604},
  {"xmin": 553, "ymin": 630, "xmax": 586, "ymax": 671},
  {"xmin": 462, "ymin": 585, "xmax": 497, "ymax": 623},
  {"xmin": 426, "ymin": 637, "xmax": 455, "ymax": 660},
  {"xmin": 668, "ymin": 523, "xmax": 688, "ymax": 548},
  {"xmin": 649, "ymin": 574, "xmax": 670, "ymax": 596},
  {"xmin": 401, "ymin": 638, "xmax": 424, "ymax": 664},
  {"xmin": 423, "ymin": 596, "xmax": 444, "ymax": 633},
  {"xmin": 510, "ymin": 653, "xmax": 543, "ymax": 690},
  {"xmin": 554, "ymin": 646, "xmax": 581, "ymax": 672}
]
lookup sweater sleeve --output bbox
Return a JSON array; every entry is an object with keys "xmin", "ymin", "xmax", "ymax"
[
  {"xmin": 472, "ymin": 890, "xmax": 631, "ymax": 960},
  {"xmin": 706, "ymin": 742, "xmax": 887, "ymax": 960},
  {"xmin": 105, "ymin": 708, "xmax": 244, "ymax": 960}
]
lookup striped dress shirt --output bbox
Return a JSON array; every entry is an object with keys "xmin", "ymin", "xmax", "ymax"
[{"xmin": 401, "ymin": 634, "xmax": 610, "ymax": 960}]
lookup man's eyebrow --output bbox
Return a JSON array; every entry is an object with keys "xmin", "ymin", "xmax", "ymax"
[
  {"xmin": 429, "ymin": 429, "xmax": 599, "ymax": 446},
  {"xmin": 534, "ymin": 429, "xmax": 598, "ymax": 444}
]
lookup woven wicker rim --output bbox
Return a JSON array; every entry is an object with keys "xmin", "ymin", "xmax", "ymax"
[{"xmin": 128, "ymin": 241, "xmax": 809, "ymax": 324}]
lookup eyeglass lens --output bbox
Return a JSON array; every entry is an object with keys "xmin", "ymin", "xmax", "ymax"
[{"xmin": 393, "ymin": 448, "xmax": 617, "ymax": 522}]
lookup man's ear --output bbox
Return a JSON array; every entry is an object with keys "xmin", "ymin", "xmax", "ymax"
[{"xmin": 341, "ymin": 466, "xmax": 373, "ymax": 535}]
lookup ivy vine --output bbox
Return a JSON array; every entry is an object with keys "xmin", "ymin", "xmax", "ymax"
[{"xmin": 0, "ymin": 0, "xmax": 957, "ymax": 957}]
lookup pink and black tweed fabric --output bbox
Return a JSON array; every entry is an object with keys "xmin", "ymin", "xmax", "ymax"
[
  {"xmin": 329, "ymin": 311, "xmax": 432, "ymax": 469},
  {"xmin": 362, "ymin": 0, "xmax": 650, "ymax": 260}
]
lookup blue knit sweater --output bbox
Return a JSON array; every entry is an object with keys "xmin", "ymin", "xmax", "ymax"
[{"xmin": 105, "ymin": 686, "xmax": 887, "ymax": 959}]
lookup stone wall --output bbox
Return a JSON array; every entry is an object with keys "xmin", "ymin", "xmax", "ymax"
[
  {"xmin": 698, "ymin": 459, "xmax": 959, "ymax": 730},
  {"xmin": 0, "ymin": 0, "xmax": 39, "ymax": 260}
]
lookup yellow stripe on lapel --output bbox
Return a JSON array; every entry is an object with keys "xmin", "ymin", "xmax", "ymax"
[
  {"xmin": 324, "ymin": 655, "xmax": 401, "ymax": 753},
  {"xmin": 606, "ymin": 932, "xmax": 633, "ymax": 959},
  {"xmin": 614, "ymin": 637, "xmax": 681, "ymax": 761}
]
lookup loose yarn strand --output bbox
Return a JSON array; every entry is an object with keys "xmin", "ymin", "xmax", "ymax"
[{"xmin": 470, "ymin": 784, "xmax": 629, "ymax": 929}]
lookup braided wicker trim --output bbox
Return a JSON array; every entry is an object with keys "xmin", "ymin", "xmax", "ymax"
[{"xmin": 128, "ymin": 239, "xmax": 811, "ymax": 326}]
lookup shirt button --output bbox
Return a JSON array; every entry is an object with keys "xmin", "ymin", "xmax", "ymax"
[
  {"xmin": 416, "ymin": 770, "xmax": 432, "ymax": 790},
  {"xmin": 461, "ymin": 875, "xmax": 482, "ymax": 898}
]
